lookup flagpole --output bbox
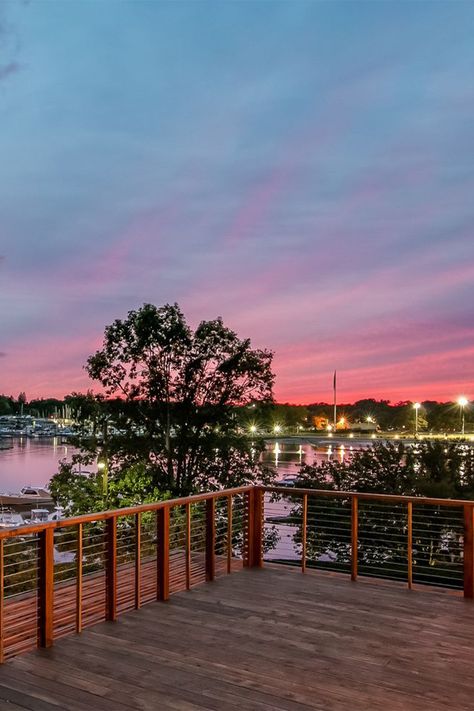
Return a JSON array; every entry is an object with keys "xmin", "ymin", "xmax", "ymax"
[{"xmin": 333, "ymin": 371, "xmax": 337, "ymax": 429}]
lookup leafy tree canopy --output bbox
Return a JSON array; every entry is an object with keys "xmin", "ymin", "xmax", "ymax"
[
  {"xmin": 298, "ymin": 441, "xmax": 474, "ymax": 499},
  {"xmin": 50, "ymin": 303, "xmax": 275, "ymax": 511}
]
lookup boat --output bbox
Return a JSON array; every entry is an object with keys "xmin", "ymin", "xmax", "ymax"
[
  {"xmin": 29, "ymin": 508, "xmax": 50, "ymax": 523},
  {"xmin": 277, "ymin": 475, "xmax": 299, "ymax": 488},
  {"xmin": 0, "ymin": 509, "xmax": 25, "ymax": 528},
  {"xmin": 29, "ymin": 506, "xmax": 64, "ymax": 523},
  {"xmin": 0, "ymin": 486, "xmax": 52, "ymax": 507}
]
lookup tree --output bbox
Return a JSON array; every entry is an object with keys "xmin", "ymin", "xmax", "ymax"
[
  {"xmin": 287, "ymin": 442, "xmax": 474, "ymax": 585},
  {"xmin": 50, "ymin": 303, "xmax": 275, "ymax": 511},
  {"xmin": 17, "ymin": 391, "xmax": 27, "ymax": 416},
  {"xmin": 0, "ymin": 395, "xmax": 14, "ymax": 416}
]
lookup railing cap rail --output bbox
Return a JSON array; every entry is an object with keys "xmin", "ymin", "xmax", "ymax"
[
  {"xmin": 0, "ymin": 485, "xmax": 254, "ymax": 539},
  {"xmin": 3, "ymin": 483, "xmax": 474, "ymax": 540},
  {"xmin": 266, "ymin": 485, "xmax": 474, "ymax": 508}
]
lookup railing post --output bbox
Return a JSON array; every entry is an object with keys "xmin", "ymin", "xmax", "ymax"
[
  {"xmin": 38, "ymin": 528, "xmax": 54, "ymax": 648},
  {"xmin": 407, "ymin": 501, "xmax": 413, "ymax": 590},
  {"xmin": 0, "ymin": 539, "xmax": 4, "ymax": 663},
  {"xmin": 464, "ymin": 504, "xmax": 474, "ymax": 599},
  {"xmin": 76, "ymin": 523, "xmax": 83, "ymax": 633},
  {"xmin": 245, "ymin": 487, "xmax": 264, "ymax": 568},
  {"xmin": 106, "ymin": 517, "xmax": 117, "ymax": 621},
  {"xmin": 351, "ymin": 496, "xmax": 358, "ymax": 582},
  {"xmin": 157, "ymin": 507, "xmax": 170, "ymax": 601},
  {"xmin": 135, "ymin": 513, "xmax": 141, "ymax": 609},
  {"xmin": 227, "ymin": 495, "xmax": 232, "ymax": 574},
  {"xmin": 244, "ymin": 489, "xmax": 253, "ymax": 567},
  {"xmin": 302, "ymin": 494, "xmax": 308, "ymax": 573},
  {"xmin": 185, "ymin": 503, "xmax": 191, "ymax": 589},
  {"xmin": 206, "ymin": 498, "xmax": 216, "ymax": 582},
  {"xmin": 252, "ymin": 487, "xmax": 264, "ymax": 568}
]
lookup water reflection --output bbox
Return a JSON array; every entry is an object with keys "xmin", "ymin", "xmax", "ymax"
[
  {"xmin": 261, "ymin": 440, "xmax": 356, "ymax": 478},
  {"xmin": 0, "ymin": 437, "xmax": 73, "ymax": 491}
]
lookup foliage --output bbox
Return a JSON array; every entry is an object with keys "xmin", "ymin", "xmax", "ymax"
[
  {"xmin": 49, "ymin": 459, "xmax": 105, "ymax": 516},
  {"xmin": 296, "ymin": 441, "xmax": 474, "ymax": 499},
  {"xmin": 238, "ymin": 402, "xmax": 311, "ymax": 432},
  {"xmin": 0, "ymin": 395, "xmax": 15, "ymax": 415},
  {"xmin": 289, "ymin": 442, "xmax": 474, "ymax": 585},
  {"xmin": 1, "ymin": 390, "xmax": 472, "ymax": 432},
  {"xmin": 50, "ymin": 303, "xmax": 275, "ymax": 512}
]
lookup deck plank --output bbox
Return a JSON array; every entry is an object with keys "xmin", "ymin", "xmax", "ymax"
[{"xmin": 1, "ymin": 567, "xmax": 474, "ymax": 710}]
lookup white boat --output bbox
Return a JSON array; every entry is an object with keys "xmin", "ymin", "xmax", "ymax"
[
  {"xmin": 0, "ymin": 510, "xmax": 25, "ymax": 528},
  {"xmin": 0, "ymin": 486, "xmax": 52, "ymax": 508},
  {"xmin": 29, "ymin": 506, "xmax": 64, "ymax": 524},
  {"xmin": 29, "ymin": 508, "xmax": 50, "ymax": 523}
]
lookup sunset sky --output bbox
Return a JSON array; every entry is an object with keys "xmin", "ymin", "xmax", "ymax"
[{"xmin": 1, "ymin": 1, "xmax": 473, "ymax": 404}]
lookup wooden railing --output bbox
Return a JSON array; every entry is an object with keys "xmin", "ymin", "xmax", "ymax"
[
  {"xmin": 0, "ymin": 486, "xmax": 260, "ymax": 662},
  {"xmin": 264, "ymin": 486, "xmax": 474, "ymax": 596},
  {"xmin": 1, "ymin": 484, "xmax": 473, "ymax": 663}
]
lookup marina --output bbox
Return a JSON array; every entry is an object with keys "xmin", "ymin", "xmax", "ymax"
[{"xmin": 0, "ymin": 434, "xmax": 355, "ymax": 493}]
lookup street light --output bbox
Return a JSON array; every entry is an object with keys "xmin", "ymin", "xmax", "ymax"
[
  {"xmin": 457, "ymin": 396, "xmax": 468, "ymax": 436},
  {"xmin": 273, "ymin": 424, "xmax": 282, "ymax": 434},
  {"xmin": 413, "ymin": 402, "xmax": 421, "ymax": 438},
  {"xmin": 249, "ymin": 424, "xmax": 257, "ymax": 434},
  {"xmin": 97, "ymin": 457, "xmax": 108, "ymax": 496}
]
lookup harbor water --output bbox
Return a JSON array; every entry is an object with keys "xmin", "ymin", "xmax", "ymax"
[{"xmin": 0, "ymin": 436, "xmax": 355, "ymax": 492}]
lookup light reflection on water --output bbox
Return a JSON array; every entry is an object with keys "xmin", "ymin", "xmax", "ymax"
[
  {"xmin": 0, "ymin": 437, "xmax": 355, "ymax": 492},
  {"xmin": 261, "ymin": 440, "xmax": 354, "ymax": 478},
  {"xmin": 262, "ymin": 441, "xmax": 358, "ymax": 562}
]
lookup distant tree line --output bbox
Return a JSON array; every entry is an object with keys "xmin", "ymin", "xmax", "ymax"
[
  {"xmin": 1, "ymin": 393, "xmax": 471, "ymax": 434},
  {"xmin": 0, "ymin": 393, "xmax": 68, "ymax": 418},
  {"xmin": 237, "ymin": 398, "xmax": 472, "ymax": 434}
]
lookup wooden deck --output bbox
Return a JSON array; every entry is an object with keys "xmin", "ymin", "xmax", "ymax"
[{"xmin": 0, "ymin": 566, "xmax": 474, "ymax": 710}]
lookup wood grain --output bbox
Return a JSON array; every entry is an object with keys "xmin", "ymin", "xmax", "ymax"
[
  {"xmin": 1, "ymin": 566, "xmax": 473, "ymax": 711},
  {"xmin": 463, "ymin": 504, "xmax": 474, "ymax": 598}
]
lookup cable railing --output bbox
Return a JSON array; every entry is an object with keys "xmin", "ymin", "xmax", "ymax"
[
  {"xmin": 0, "ymin": 486, "xmax": 258, "ymax": 662},
  {"xmin": 1, "ymin": 485, "xmax": 474, "ymax": 663},
  {"xmin": 264, "ymin": 486, "xmax": 471, "ymax": 593}
]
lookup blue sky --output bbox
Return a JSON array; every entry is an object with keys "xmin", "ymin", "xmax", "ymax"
[{"xmin": 1, "ymin": 0, "xmax": 474, "ymax": 402}]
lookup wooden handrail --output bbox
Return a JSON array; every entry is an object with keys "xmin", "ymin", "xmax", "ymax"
[
  {"xmin": 0, "ymin": 485, "xmax": 254, "ymax": 539},
  {"xmin": 0, "ymin": 485, "xmax": 256, "ymax": 661},
  {"xmin": 265, "ymin": 485, "xmax": 473, "ymax": 508},
  {"xmin": 264, "ymin": 486, "xmax": 473, "ymax": 598},
  {"xmin": 2, "ymin": 483, "xmax": 474, "ymax": 664}
]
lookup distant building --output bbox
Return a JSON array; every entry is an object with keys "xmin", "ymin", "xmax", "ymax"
[{"xmin": 351, "ymin": 421, "xmax": 378, "ymax": 433}]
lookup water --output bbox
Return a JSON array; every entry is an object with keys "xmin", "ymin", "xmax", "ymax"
[
  {"xmin": 261, "ymin": 438, "xmax": 354, "ymax": 476},
  {"xmin": 0, "ymin": 437, "xmax": 354, "ymax": 492},
  {"xmin": 0, "ymin": 437, "xmax": 74, "ymax": 492},
  {"xmin": 0, "ymin": 437, "xmax": 357, "ymax": 565}
]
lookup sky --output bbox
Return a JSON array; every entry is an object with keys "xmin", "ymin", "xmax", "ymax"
[{"xmin": 1, "ymin": 0, "xmax": 474, "ymax": 405}]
